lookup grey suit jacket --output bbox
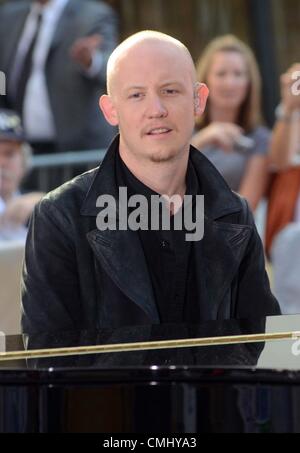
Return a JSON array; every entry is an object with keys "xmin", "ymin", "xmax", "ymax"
[{"xmin": 0, "ymin": 0, "xmax": 118, "ymax": 150}]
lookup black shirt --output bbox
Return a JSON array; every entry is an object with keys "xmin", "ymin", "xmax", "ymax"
[{"xmin": 116, "ymin": 150, "xmax": 202, "ymax": 323}]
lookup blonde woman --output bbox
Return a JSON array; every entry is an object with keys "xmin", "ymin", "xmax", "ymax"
[{"xmin": 192, "ymin": 35, "xmax": 269, "ymax": 211}]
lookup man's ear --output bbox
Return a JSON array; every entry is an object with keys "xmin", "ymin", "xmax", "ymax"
[
  {"xmin": 194, "ymin": 83, "xmax": 209, "ymax": 117},
  {"xmin": 99, "ymin": 95, "xmax": 119, "ymax": 126}
]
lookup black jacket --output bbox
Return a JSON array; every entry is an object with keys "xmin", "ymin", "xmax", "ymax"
[{"xmin": 21, "ymin": 136, "xmax": 280, "ymax": 334}]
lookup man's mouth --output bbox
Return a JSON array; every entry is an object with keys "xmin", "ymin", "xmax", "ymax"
[{"xmin": 146, "ymin": 127, "xmax": 172, "ymax": 136}]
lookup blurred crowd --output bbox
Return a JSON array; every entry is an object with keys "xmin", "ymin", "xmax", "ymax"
[{"xmin": 0, "ymin": 0, "xmax": 300, "ymax": 314}]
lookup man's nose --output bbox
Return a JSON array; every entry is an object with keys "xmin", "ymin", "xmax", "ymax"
[{"xmin": 146, "ymin": 95, "xmax": 168, "ymax": 118}]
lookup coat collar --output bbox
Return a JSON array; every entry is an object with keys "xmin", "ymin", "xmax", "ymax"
[
  {"xmin": 82, "ymin": 135, "xmax": 252, "ymax": 323},
  {"xmin": 80, "ymin": 135, "xmax": 119, "ymax": 217}
]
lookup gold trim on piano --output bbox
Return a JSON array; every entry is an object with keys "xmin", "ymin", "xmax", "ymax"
[{"xmin": 0, "ymin": 331, "xmax": 299, "ymax": 362}]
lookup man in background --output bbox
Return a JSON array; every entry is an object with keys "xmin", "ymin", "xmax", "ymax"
[
  {"xmin": 0, "ymin": 109, "xmax": 43, "ymax": 241},
  {"xmin": 0, "ymin": 0, "xmax": 118, "ymax": 154}
]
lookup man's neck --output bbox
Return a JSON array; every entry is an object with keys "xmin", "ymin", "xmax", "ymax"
[{"xmin": 119, "ymin": 147, "xmax": 189, "ymax": 200}]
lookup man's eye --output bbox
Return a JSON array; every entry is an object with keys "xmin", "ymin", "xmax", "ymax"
[
  {"xmin": 129, "ymin": 93, "xmax": 144, "ymax": 99},
  {"xmin": 163, "ymin": 89, "xmax": 179, "ymax": 95}
]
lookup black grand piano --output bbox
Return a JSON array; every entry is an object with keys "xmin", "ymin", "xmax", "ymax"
[{"xmin": 0, "ymin": 314, "xmax": 300, "ymax": 433}]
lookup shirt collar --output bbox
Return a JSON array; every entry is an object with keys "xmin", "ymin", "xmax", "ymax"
[
  {"xmin": 116, "ymin": 149, "xmax": 199, "ymax": 200},
  {"xmin": 116, "ymin": 150, "xmax": 158, "ymax": 200}
]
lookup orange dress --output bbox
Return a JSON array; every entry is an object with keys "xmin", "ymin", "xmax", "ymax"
[{"xmin": 266, "ymin": 166, "xmax": 300, "ymax": 257}]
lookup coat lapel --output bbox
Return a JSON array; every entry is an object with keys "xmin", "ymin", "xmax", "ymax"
[
  {"xmin": 189, "ymin": 146, "xmax": 253, "ymax": 318},
  {"xmin": 199, "ymin": 217, "xmax": 252, "ymax": 319},
  {"xmin": 86, "ymin": 228, "xmax": 159, "ymax": 323},
  {"xmin": 81, "ymin": 136, "xmax": 159, "ymax": 323}
]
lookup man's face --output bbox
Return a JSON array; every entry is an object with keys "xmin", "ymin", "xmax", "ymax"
[
  {"xmin": 0, "ymin": 141, "xmax": 25, "ymax": 200},
  {"xmin": 103, "ymin": 42, "xmax": 201, "ymax": 164}
]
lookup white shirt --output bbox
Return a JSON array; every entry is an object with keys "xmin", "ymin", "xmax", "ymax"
[{"xmin": 22, "ymin": 0, "xmax": 70, "ymax": 141}]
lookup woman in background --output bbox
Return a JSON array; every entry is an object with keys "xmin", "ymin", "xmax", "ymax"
[{"xmin": 192, "ymin": 35, "xmax": 269, "ymax": 212}]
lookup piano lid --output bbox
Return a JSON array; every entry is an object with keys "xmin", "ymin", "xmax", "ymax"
[{"xmin": 0, "ymin": 314, "xmax": 299, "ymax": 375}]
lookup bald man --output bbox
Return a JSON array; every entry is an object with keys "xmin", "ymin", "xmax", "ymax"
[{"xmin": 21, "ymin": 31, "xmax": 280, "ymax": 334}]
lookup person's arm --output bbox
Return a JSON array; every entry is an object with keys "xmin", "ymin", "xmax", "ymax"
[
  {"xmin": 270, "ymin": 111, "xmax": 300, "ymax": 170},
  {"xmin": 21, "ymin": 198, "xmax": 82, "ymax": 334},
  {"xmin": 70, "ymin": 3, "xmax": 118, "ymax": 84},
  {"xmin": 270, "ymin": 64, "xmax": 300, "ymax": 170},
  {"xmin": 238, "ymin": 154, "xmax": 269, "ymax": 212},
  {"xmin": 270, "ymin": 121, "xmax": 291, "ymax": 170},
  {"xmin": 192, "ymin": 123, "xmax": 243, "ymax": 152}
]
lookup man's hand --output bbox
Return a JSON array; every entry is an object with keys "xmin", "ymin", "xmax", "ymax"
[
  {"xmin": 0, "ymin": 193, "xmax": 44, "ymax": 227},
  {"xmin": 192, "ymin": 123, "xmax": 243, "ymax": 152},
  {"xmin": 70, "ymin": 34, "xmax": 103, "ymax": 70},
  {"xmin": 280, "ymin": 63, "xmax": 300, "ymax": 113}
]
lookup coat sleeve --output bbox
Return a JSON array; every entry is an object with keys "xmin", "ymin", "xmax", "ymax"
[
  {"xmin": 21, "ymin": 197, "xmax": 82, "ymax": 334},
  {"xmin": 234, "ymin": 197, "xmax": 281, "ymax": 319},
  {"xmin": 80, "ymin": 2, "xmax": 118, "ymax": 84}
]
